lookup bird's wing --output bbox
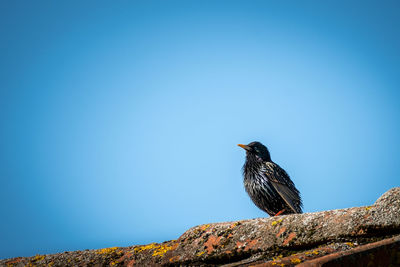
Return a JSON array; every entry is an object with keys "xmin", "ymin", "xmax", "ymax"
[{"xmin": 264, "ymin": 162, "xmax": 301, "ymax": 213}]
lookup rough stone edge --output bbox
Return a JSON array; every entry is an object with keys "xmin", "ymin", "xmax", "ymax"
[
  {"xmin": 1, "ymin": 187, "xmax": 399, "ymax": 266},
  {"xmin": 297, "ymin": 234, "xmax": 400, "ymax": 267}
]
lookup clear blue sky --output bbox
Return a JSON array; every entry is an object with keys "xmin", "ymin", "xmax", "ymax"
[{"xmin": 1, "ymin": 0, "xmax": 400, "ymax": 259}]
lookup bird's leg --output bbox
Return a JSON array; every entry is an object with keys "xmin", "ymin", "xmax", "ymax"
[{"xmin": 274, "ymin": 209, "xmax": 286, "ymax": 216}]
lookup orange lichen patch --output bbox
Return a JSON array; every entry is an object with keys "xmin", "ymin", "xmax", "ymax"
[
  {"xmin": 7, "ymin": 258, "xmax": 22, "ymax": 263},
  {"xmin": 236, "ymin": 239, "xmax": 259, "ymax": 251},
  {"xmin": 171, "ymin": 242, "xmax": 179, "ymax": 250},
  {"xmin": 345, "ymin": 242, "xmax": 355, "ymax": 247},
  {"xmin": 244, "ymin": 239, "xmax": 259, "ymax": 251},
  {"xmin": 204, "ymin": 235, "xmax": 222, "ymax": 254},
  {"xmin": 126, "ymin": 258, "xmax": 136, "ymax": 267},
  {"xmin": 276, "ymin": 227, "xmax": 287, "ymax": 238},
  {"xmin": 290, "ymin": 257, "xmax": 302, "ymax": 264},
  {"xmin": 357, "ymin": 228, "xmax": 366, "ymax": 235},
  {"xmin": 225, "ymin": 250, "xmax": 232, "ymax": 254},
  {"xmin": 169, "ymin": 255, "xmax": 180, "ymax": 262},
  {"xmin": 115, "ymin": 252, "xmax": 134, "ymax": 264},
  {"xmin": 5, "ymin": 258, "xmax": 23, "ymax": 267},
  {"xmin": 97, "ymin": 247, "xmax": 119, "ymax": 255},
  {"xmin": 236, "ymin": 241, "xmax": 246, "ymax": 249},
  {"xmin": 283, "ymin": 232, "xmax": 296, "ymax": 246},
  {"xmin": 363, "ymin": 213, "xmax": 371, "ymax": 220}
]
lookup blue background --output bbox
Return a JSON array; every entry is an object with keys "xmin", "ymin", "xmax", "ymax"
[{"xmin": 1, "ymin": 0, "xmax": 400, "ymax": 259}]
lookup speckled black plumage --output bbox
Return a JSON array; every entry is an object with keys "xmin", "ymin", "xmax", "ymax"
[{"xmin": 238, "ymin": 141, "xmax": 302, "ymax": 216}]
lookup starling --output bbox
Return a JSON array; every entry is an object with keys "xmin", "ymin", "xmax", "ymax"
[{"xmin": 238, "ymin": 141, "xmax": 302, "ymax": 216}]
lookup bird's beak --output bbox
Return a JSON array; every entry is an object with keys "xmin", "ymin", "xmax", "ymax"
[{"xmin": 238, "ymin": 144, "xmax": 251, "ymax": 151}]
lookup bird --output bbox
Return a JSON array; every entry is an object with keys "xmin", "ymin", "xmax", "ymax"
[{"xmin": 237, "ymin": 141, "xmax": 302, "ymax": 216}]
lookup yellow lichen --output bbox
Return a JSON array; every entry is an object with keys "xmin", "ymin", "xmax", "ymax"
[
  {"xmin": 271, "ymin": 255, "xmax": 282, "ymax": 261},
  {"xmin": 230, "ymin": 222, "xmax": 239, "ymax": 228},
  {"xmin": 345, "ymin": 242, "xmax": 354, "ymax": 247},
  {"xmin": 133, "ymin": 243, "xmax": 159, "ymax": 253},
  {"xmin": 152, "ymin": 244, "xmax": 174, "ymax": 257},
  {"xmin": 291, "ymin": 257, "xmax": 302, "ymax": 264},
  {"xmin": 306, "ymin": 250, "xmax": 318, "ymax": 255},
  {"xmin": 270, "ymin": 254, "xmax": 284, "ymax": 265},
  {"xmin": 271, "ymin": 219, "xmax": 283, "ymax": 226},
  {"xmin": 201, "ymin": 224, "xmax": 210, "ymax": 231},
  {"xmin": 196, "ymin": 251, "xmax": 205, "ymax": 257},
  {"xmin": 33, "ymin": 255, "xmax": 45, "ymax": 261},
  {"xmin": 365, "ymin": 206, "xmax": 372, "ymax": 211},
  {"xmin": 97, "ymin": 247, "xmax": 119, "ymax": 255},
  {"xmin": 133, "ymin": 242, "xmax": 175, "ymax": 257}
]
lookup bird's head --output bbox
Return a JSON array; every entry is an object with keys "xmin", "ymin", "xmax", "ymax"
[{"xmin": 238, "ymin": 141, "xmax": 271, "ymax": 162}]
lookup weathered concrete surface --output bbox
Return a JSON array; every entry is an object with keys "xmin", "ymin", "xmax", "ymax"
[{"xmin": 1, "ymin": 187, "xmax": 400, "ymax": 266}]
